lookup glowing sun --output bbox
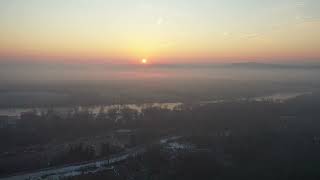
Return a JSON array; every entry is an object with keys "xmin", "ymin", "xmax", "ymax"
[{"xmin": 141, "ymin": 58, "xmax": 148, "ymax": 64}]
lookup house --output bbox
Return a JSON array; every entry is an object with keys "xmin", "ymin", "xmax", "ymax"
[
  {"xmin": 0, "ymin": 115, "xmax": 18, "ymax": 128},
  {"xmin": 0, "ymin": 115, "xmax": 9, "ymax": 128}
]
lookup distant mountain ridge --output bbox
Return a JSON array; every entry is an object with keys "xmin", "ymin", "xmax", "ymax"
[
  {"xmin": 150, "ymin": 62, "xmax": 320, "ymax": 69},
  {"xmin": 228, "ymin": 62, "xmax": 320, "ymax": 69}
]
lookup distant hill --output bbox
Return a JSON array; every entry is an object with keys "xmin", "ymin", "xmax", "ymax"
[
  {"xmin": 228, "ymin": 62, "xmax": 320, "ymax": 69},
  {"xmin": 150, "ymin": 62, "xmax": 320, "ymax": 69}
]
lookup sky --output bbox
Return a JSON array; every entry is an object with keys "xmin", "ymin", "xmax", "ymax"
[{"xmin": 0, "ymin": 0, "xmax": 320, "ymax": 64}]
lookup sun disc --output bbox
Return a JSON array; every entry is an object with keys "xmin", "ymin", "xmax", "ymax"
[{"xmin": 141, "ymin": 58, "xmax": 148, "ymax": 64}]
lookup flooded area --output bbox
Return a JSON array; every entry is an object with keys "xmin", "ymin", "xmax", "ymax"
[
  {"xmin": 0, "ymin": 102, "xmax": 183, "ymax": 117},
  {"xmin": 0, "ymin": 92, "xmax": 311, "ymax": 117},
  {"xmin": 253, "ymin": 92, "xmax": 312, "ymax": 102}
]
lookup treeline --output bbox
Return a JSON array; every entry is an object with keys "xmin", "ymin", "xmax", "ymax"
[
  {"xmin": 1, "ymin": 93, "xmax": 320, "ymax": 177},
  {"xmin": 2, "ymin": 92, "xmax": 320, "ymax": 151},
  {"xmin": 64, "ymin": 93, "xmax": 320, "ymax": 180}
]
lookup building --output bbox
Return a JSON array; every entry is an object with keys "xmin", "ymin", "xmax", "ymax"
[
  {"xmin": 0, "ymin": 115, "xmax": 18, "ymax": 129},
  {"xmin": 0, "ymin": 115, "xmax": 9, "ymax": 128}
]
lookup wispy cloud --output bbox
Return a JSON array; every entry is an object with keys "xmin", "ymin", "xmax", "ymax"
[{"xmin": 157, "ymin": 17, "xmax": 163, "ymax": 25}]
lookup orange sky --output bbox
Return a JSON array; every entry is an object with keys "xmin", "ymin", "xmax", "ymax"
[{"xmin": 0, "ymin": 0, "xmax": 319, "ymax": 64}]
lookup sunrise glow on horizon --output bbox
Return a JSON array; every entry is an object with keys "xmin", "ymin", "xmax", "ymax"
[{"xmin": 1, "ymin": 0, "xmax": 320, "ymax": 64}]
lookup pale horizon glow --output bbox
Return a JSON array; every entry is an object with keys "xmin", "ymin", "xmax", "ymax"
[{"xmin": 0, "ymin": 0, "xmax": 320, "ymax": 64}]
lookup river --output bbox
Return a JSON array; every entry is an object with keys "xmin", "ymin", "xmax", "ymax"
[{"xmin": 0, "ymin": 92, "xmax": 311, "ymax": 117}]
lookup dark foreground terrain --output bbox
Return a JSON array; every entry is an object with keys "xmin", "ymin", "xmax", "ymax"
[{"xmin": 1, "ymin": 92, "xmax": 320, "ymax": 179}]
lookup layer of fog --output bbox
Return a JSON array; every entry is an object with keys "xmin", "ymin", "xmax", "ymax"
[
  {"xmin": 0, "ymin": 61, "xmax": 319, "ymax": 108},
  {"xmin": 1, "ymin": 61, "xmax": 320, "ymax": 82}
]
